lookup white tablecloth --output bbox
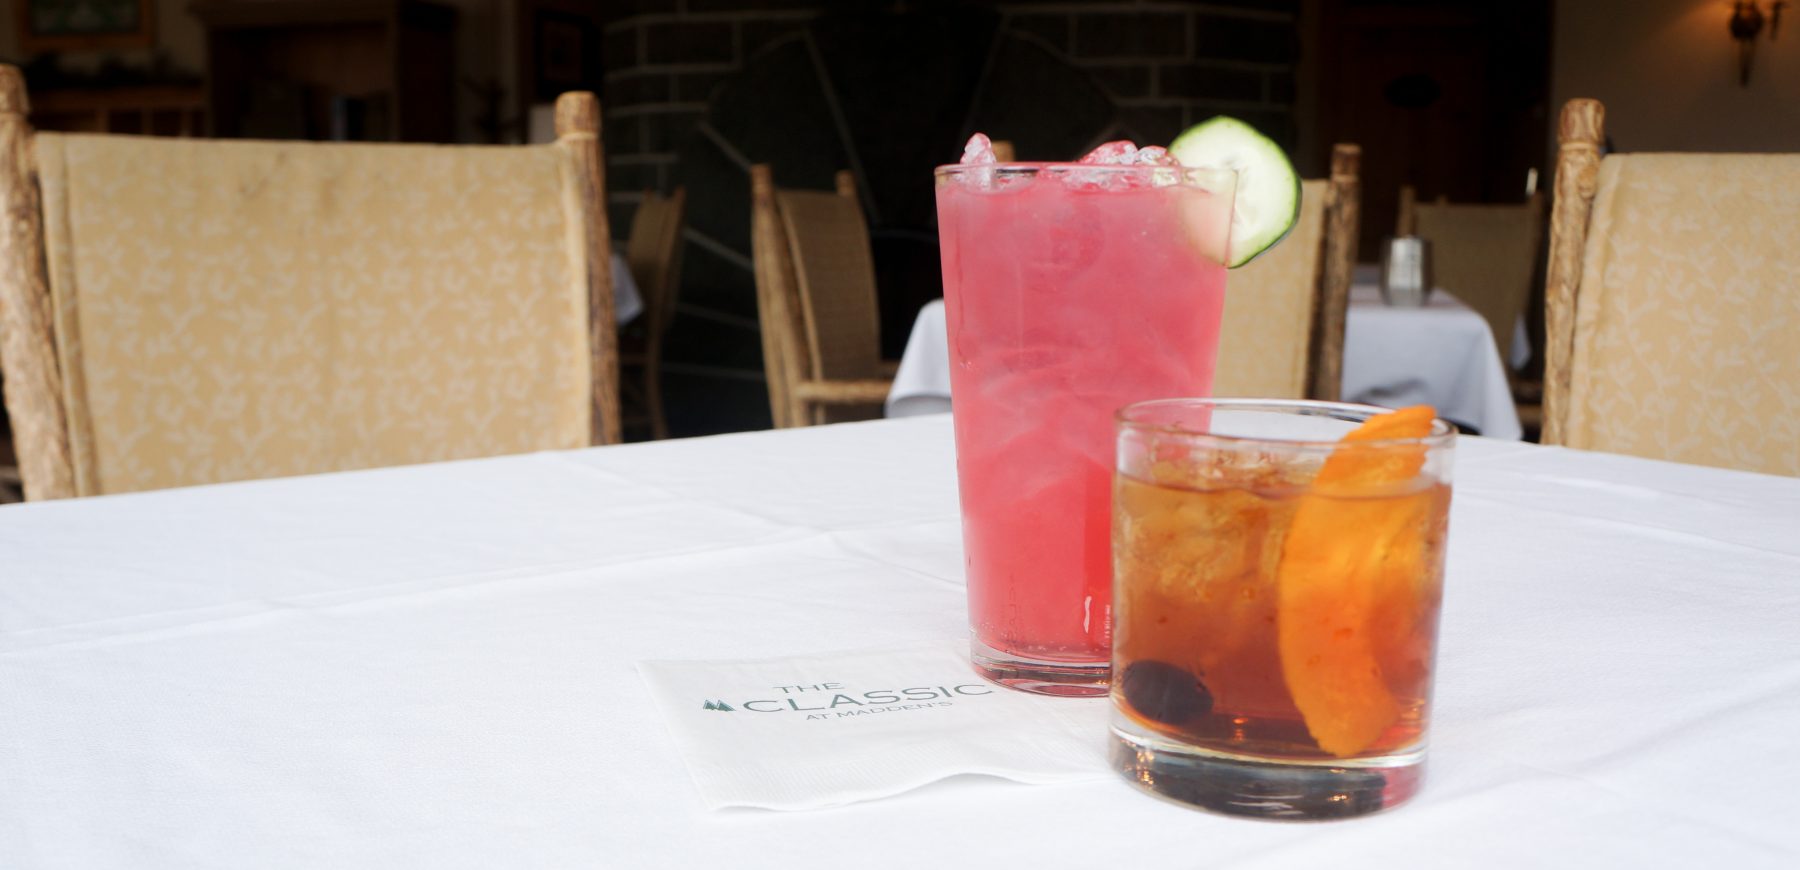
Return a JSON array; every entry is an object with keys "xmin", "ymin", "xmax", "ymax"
[
  {"xmin": 611, "ymin": 252, "xmax": 644, "ymax": 325},
  {"xmin": 3, "ymin": 417, "xmax": 1798, "ymax": 868},
  {"xmin": 888, "ymin": 288, "xmax": 1524, "ymax": 439}
]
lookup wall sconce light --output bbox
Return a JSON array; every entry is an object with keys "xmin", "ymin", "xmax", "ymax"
[{"xmin": 1730, "ymin": 1, "xmax": 1788, "ymax": 85}]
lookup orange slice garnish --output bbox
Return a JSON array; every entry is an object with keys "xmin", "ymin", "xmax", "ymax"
[{"xmin": 1277, "ymin": 406, "xmax": 1437, "ymax": 757}]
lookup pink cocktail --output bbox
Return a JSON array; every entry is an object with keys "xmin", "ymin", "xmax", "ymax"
[{"xmin": 935, "ymin": 159, "xmax": 1236, "ymax": 695}]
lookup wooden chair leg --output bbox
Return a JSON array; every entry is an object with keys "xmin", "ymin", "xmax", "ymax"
[
  {"xmin": 0, "ymin": 463, "xmax": 21, "ymax": 504},
  {"xmin": 646, "ymin": 354, "xmax": 669, "ymax": 440}
]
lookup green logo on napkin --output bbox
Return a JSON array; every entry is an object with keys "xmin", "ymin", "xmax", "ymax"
[{"xmin": 694, "ymin": 683, "xmax": 994, "ymax": 718}]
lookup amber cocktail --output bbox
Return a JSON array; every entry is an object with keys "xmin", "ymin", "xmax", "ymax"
[{"xmin": 1110, "ymin": 399, "xmax": 1454, "ymax": 819}]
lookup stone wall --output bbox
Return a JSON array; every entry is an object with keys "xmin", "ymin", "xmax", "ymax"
[
  {"xmin": 600, "ymin": 1, "xmax": 1301, "ymax": 436},
  {"xmin": 604, "ymin": 1, "xmax": 1297, "ymax": 226}
]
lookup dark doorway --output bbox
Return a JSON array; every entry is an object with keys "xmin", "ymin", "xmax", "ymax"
[{"xmin": 1309, "ymin": 0, "xmax": 1553, "ymax": 262}]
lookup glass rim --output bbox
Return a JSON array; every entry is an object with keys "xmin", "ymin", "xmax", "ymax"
[
  {"xmin": 932, "ymin": 162, "xmax": 1238, "ymax": 181},
  {"xmin": 1116, "ymin": 398, "xmax": 1458, "ymax": 450}
]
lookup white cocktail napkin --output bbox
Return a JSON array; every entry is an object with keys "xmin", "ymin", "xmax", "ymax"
[{"xmin": 637, "ymin": 641, "xmax": 1111, "ymax": 810}]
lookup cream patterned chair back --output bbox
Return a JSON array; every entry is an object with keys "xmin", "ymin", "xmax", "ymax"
[
  {"xmin": 1213, "ymin": 179, "xmax": 1326, "ymax": 399},
  {"xmin": 1545, "ymin": 99, "xmax": 1800, "ymax": 475},
  {"xmin": 1404, "ymin": 188, "xmax": 1544, "ymax": 365},
  {"xmin": 0, "ymin": 68, "xmax": 619, "ymax": 500},
  {"xmin": 1213, "ymin": 144, "xmax": 1360, "ymax": 401}
]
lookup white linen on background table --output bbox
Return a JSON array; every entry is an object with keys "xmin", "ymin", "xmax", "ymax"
[
  {"xmin": 611, "ymin": 252, "xmax": 644, "ymax": 325},
  {"xmin": 1349, "ymin": 262, "xmax": 1532, "ymax": 369},
  {"xmin": 1342, "ymin": 284, "xmax": 1523, "ymax": 439},
  {"xmin": 887, "ymin": 288, "xmax": 1524, "ymax": 439},
  {"xmin": 3, "ymin": 416, "xmax": 1798, "ymax": 868},
  {"xmin": 885, "ymin": 300, "xmax": 955, "ymax": 418}
]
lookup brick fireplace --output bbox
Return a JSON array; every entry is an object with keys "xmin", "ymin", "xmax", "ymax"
[{"xmin": 602, "ymin": 1, "xmax": 1300, "ymax": 436}]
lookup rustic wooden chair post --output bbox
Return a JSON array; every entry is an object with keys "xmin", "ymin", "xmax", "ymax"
[
  {"xmin": 555, "ymin": 91, "xmax": 623, "ymax": 448},
  {"xmin": 750, "ymin": 165, "xmax": 802, "ymax": 429},
  {"xmin": 1310, "ymin": 142, "xmax": 1360, "ymax": 402},
  {"xmin": 1542, "ymin": 98, "xmax": 1605, "ymax": 448},
  {"xmin": 0, "ymin": 65, "xmax": 77, "ymax": 501}
]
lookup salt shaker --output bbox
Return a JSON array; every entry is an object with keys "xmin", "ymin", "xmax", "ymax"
[{"xmin": 1380, "ymin": 237, "xmax": 1433, "ymax": 307}]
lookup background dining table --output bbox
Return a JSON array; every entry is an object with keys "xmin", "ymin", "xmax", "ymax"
[
  {"xmin": 611, "ymin": 252, "xmax": 644, "ymax": 325},
  {"xmin": 888, "ymin": 278, "xmax": 1525, "ymax": 439},
  {"xmin": 3, "ymin": 416, "xmax": 1796, "ymax": 867}
]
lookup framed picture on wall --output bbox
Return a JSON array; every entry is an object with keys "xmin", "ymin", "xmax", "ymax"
[{"xmin": 18, "ymin": 0, "xmax": 156, "ymax": 53}]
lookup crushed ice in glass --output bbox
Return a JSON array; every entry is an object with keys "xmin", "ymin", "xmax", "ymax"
[
  {"xmin": 1076, "ymin": 141, "xmax": 1176, "ymax": 166},
  {"xmin": 961, "ymin": 133, "xmax": 997, "ymax": 165},
  {"xmin": 951, "ymin": 134, "xmax": 1184, "ymax": 191},
  {"xmin": 955, "ymin": 133, "xmax": 1000, "ymax": 189},
  {"xmin": 1069, "ymin": 140, "xmax": 1180, "ymax": 189}
]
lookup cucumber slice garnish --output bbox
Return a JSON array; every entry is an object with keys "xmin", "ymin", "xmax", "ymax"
[{"xmin": 1169, "ymin": 116, "xmax": 1301, "ymax": 268}]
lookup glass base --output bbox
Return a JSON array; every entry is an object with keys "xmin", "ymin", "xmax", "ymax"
[
  {"xmin": 968, "ymin": 639, "xmax": 1110, "ymax": 697},
  {"xmin": 1110, "ymin": 719, "xmax": 1424, "ymax": 820}
]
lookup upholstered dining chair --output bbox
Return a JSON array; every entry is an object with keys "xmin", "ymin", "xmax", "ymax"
[
  {"xmin": 1212, "ymin": 143, "xmax": 1361, "ymax": 401},
  {"xmin": 620, "ymin": 187, "xmax": 686, "ymax": 440},
  {"xmin": 1397, "ymin": 183, "xmax": 1544, "ymax": 369},
  {"xmin": 749, "ymin": 165, "xmax": 892, "ymax": 428},
  {"xmin": 1543, "ymin": 98, "xmax": 1800, "ymax": 476},
  {"xmin": 0, "ymin": 65, "xmax": 621, "ymax": 501}
]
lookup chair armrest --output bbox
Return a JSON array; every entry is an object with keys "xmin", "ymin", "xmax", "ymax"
[{"xmin": 792, "ymin": 378, "xmax": 895, "ymax": 404}]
